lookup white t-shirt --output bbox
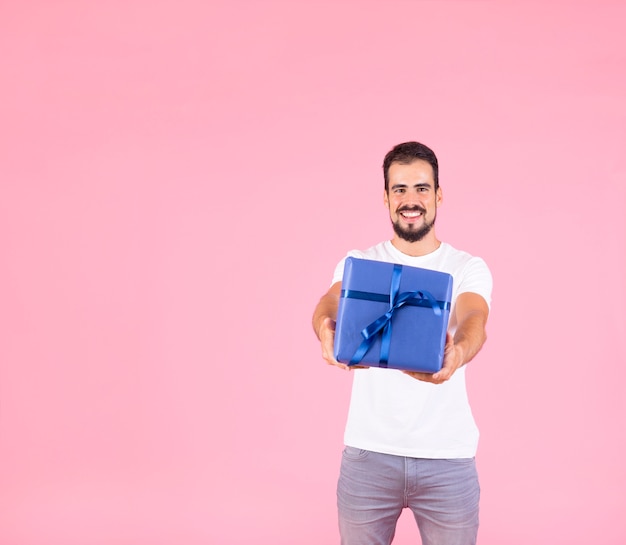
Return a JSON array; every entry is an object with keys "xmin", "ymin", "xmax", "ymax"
[{"xmin": 332, "ymin": 241, "xmax": 493, "ymax": 459}]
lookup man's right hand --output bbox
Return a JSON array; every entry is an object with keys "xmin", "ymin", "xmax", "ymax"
[
  {"xmin": 318, "ymin": 317, "xmax": 350, "ymax": 370},
  {"xmin": 313, "ymin": 282, "xmax": 367, "ymax": 371}
]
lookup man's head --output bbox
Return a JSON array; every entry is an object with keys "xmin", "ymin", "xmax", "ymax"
[
  {"xmin": 383, "ymin": 142, "xmax": 442, "ymax": 246},
  {"xmin": 383, "ymin": 141, "xmax": 439, "ymax": 193}
]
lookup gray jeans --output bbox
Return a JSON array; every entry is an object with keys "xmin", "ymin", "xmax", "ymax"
[{"xmin": 337, "ymin": 447, "xmax": 480, "ymax": 545}]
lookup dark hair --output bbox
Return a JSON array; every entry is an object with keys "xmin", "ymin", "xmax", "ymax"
[{"xmin": 383, "ymin": 141, "xmax": 439, "ymax": 192}]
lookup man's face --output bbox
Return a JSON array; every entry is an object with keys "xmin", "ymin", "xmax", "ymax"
[{"xmin": 384, "ymin": 159, "xmax": 442, "ymax": 243}]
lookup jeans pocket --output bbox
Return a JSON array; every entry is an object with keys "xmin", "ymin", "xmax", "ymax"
[
  {"xmin": 442, "ymin": 457, "xmax": 475, "ymax": 465},
  {"xmin": 342, "ymin": 445, "xmax": 370, "ymax": 461}
]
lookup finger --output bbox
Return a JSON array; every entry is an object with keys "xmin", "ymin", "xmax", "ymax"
[
  {"xmin": 431, "ymin": 369, "xmax": 450, "ymax": 382},
  {"xmin": 403, "ymin": 370, "xmax": 434, "ymax": 383},
  {"xmin": 321, "ymin": 344, "xmax": 348, "ymax": 370},
  {"xmin": 404, "ymin": 369, "xmax": 450, "ymax": 384}
]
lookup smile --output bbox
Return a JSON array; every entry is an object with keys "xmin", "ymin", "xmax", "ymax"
[{"xmin": 398, "ymin": 207, "xmax": 426, "ymax": 222}]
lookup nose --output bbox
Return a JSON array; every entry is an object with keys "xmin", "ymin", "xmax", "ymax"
[{"xmin": 403, "ymin": 190, "xmax": 422, "ymax": 206}]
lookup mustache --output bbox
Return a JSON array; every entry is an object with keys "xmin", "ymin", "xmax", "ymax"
[{"xmin": 397, "ymin": 205, "xmax": 426, "ymax": 214}]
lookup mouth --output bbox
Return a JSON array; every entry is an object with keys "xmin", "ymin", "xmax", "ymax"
[{"xmin": 398, "ymin": 207, "xmax": 425, "ymax": 222}]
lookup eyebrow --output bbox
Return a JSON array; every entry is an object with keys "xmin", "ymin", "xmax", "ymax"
[{"xmin": 390, "ymin": 182, "xmax": 432, "ymax": 190}]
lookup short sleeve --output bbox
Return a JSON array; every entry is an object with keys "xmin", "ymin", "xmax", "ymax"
[
  {"xmin": 331, "ymin": 249, "xmax": 366, "ymax": 286},
  {"xmin": 455, "ymin": 257, "xmax": 493, "ymax": 308}
]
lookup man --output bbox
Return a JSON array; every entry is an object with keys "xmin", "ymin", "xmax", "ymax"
[{"xmin": 312, "ymin": 141, "xmax": 493, "ymax": 545}]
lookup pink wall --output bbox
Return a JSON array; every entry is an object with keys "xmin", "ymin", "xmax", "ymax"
[{"xmin": 1, "ymin": 1, "xmax": 625, "ymax": 543}]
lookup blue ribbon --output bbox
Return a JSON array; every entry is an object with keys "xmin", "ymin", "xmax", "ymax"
[{"xmin": 345, "ymin": 264, "xmax": 446, "ymax": 367}]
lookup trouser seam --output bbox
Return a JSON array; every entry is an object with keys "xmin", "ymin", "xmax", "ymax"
[{"xmin": 403, "ymin": 456, "xmax": 409, "ymax": 508}]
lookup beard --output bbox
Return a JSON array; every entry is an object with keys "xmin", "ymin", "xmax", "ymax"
[{"xmin": 391, "ymin": 206, "xmax": 436, "ymax": 243}]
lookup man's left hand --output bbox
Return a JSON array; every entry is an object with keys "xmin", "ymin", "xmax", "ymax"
[{"xmin": 402, "ymin": 333, "xmax": 465, "ymax": 385}]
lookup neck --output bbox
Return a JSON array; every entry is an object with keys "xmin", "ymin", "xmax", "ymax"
[{"xmin": 390, "ymin": 233, "xmax": 442, "ymax": 257}]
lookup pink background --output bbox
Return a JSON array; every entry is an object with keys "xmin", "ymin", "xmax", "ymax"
[{"xmin": 1, "ymin": 1, "xmax": 625, "ymax": 543}]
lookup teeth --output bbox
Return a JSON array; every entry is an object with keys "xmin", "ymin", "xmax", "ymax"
[{"xmin": 402, "ymin": 211, "xmax": 421, "ymax": 217}]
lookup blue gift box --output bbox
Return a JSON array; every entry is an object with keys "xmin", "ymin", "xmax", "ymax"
[{"xmin": 334, "ymin": 257, "xmax": 453, "ymax": 372}]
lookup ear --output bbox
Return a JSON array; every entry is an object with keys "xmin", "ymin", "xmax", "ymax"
[
  {"xmin": 436, "ymin": 186, "xmax": 443, "ymax": 206},
  {"xmin": 383, "ymin": 189, "xmax": 389, "ymax": 208}
]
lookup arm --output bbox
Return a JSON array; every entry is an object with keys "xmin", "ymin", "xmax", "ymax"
[
  {"xmin": 404, "ymin": 291, "xmax": 489, "ymax": 384},
  {"xmin": 312, "ymin": 282, "xmax": 351, "ymax": 370}
]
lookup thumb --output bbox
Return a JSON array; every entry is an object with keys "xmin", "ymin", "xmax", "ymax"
[{"xmin": 323, "ymin": 316, "xmax": 336, "ymax": 331}]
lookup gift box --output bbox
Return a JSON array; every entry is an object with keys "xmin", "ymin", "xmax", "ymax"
[{"xmin": 334, "ymin": 257, "xmax": 453, "ymax": 372}]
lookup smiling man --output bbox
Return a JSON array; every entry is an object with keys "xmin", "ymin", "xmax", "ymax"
[{"xmin": 312, "ymin": 142, "xmax": 493, "ymax": 545}]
